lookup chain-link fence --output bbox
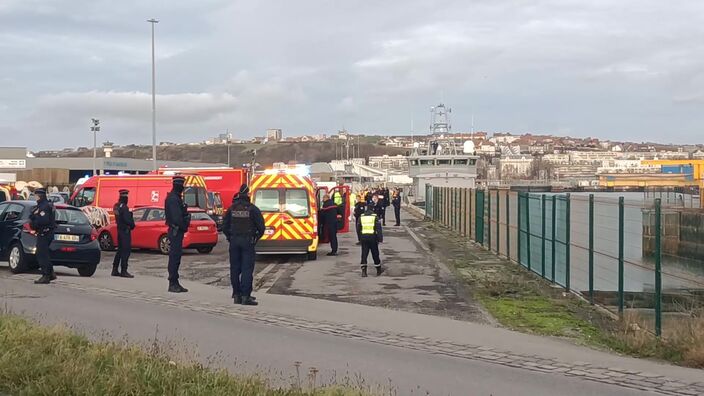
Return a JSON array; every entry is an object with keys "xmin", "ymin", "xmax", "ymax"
[{"xmin": 426, "ymin": 186, "xmax": 704, "ymax": 337}]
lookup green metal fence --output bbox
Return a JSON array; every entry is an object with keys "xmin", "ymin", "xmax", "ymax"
[{"xmin": 423, "ymin": 186, "xmax": 704, "ymax": 338}]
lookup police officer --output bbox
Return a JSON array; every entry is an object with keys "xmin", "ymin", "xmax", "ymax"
[
  {"xmin": 320, "ymin": 194, "xmax": 339, "ymax": 256},
  {"xmin": 357, "ymin": 203, "xmax": 383, "ymax": 277},
  {"xmin": 353, "ymin": 193, "xmax": 366, "ymax": 246},
  {"xmin": 222, "ymin": 184, "xmax": 265, "ymax": 306},
  {"xmin": 165, "ymin": 176, "xmax": 191, "ymax": 293},
  {"xmin": 331, "ymin": 180, "xmax": 346, "ymax": 230},
  {"xmin": 31, "ymin": 188, "xmax": 57, "ymax": 284},
  {"xmin": 111, "ymin": 189, "xmax": 135, "ymax": 278},
  {"xmin": 392, "ymin": 189, "xmax": 402, "ymax": 227}
]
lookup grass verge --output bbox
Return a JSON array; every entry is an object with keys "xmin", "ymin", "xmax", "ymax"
[
  {"xmin": 0, "ymin": 314, "xmax": 370, "ymax": 396},
  {"xmin": 417, "ymin": 221, "xmax": 704, "ymax": 369}
]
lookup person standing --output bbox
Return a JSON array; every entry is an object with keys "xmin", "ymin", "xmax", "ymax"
[
  {"xmin": 331, "ymin": 180, "xmax": 346, "ymax": 230},
  {"xmin": 320, "ymin": 194, "xmax": 338, "ymax": 256},
  {"xmin": 357, "ymin": 203, "xmax": 384, "ymax": 277},
  {"xmin": 165, "ymin": 176, "xmax": 190, "ymax": 293},
  {"xmin": 373, "ymin": 194, "xmax": 385, "ymax": 226},
  {"xmin": 111, "ymin": 189, "xmax": 135, "ymax": 278},
  {"xmin": 392, "ymin": 189, "xmax": 402, "ymax": 227},
  {"xmin": 353, "ymin": 193, "xmax": 366, "ymax": 245},
  {"xmin": 31, "ymin": 188, "xmax": 57, "ymax": 284},
  {"xmin": 223, "ymin": 184, "xmax": 265, "ymax": 306}
]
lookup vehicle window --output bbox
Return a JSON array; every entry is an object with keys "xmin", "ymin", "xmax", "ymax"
[
  {"xmin": 0, "ymin": 190, "xmax": 8, "ymax": 202},
  {"xmin": 207, "ymin": 192, "xmax": 215, "ymax": 208},
  {"xmin": 410, "ymin": 160, "xmax": 418, "ymax": 166},
  {"xmin": 213, "ymin": 193, "xmax": 222, "ymax": 208},
  {"xmin": 132, "ymin": 209, "xmax": 147, "ymax": 221},
  {"xmin": 0, "ymin": 202, "xmax": 9, "ymax": 220},
  {"xmin": 2, "ymin": 203, "xmax": 24, "ymax": 221},
  {"xmin": 420, "ymin": 159, "xmax": 434, "ymax": 165},
  {"xmin": 56, "ymin": 208, "xmax": 89, "ymax": 225},
  {"xmin": 253, "ymin": 189, "xmax": 280, "ymax": 212},
  {"xmin": 146, "ymin": 209, "xmax": 165, "ymax": 221},
  {"xmin": 184, "ymin": 187, "xmax": 208, "ymax": 210},
  {"xmin": 285, "ymin": 189, "xmax": 309, "ymax": 218},
  {"xmin": 190, "ymin": 212, "xmax": 211, "ymax": 221},
  {"xmin": 437, "ymin": 159, "xmax": 451, "ymax": 165},
  {"xmin": 453, "ymin": 159, "xmax": 468, "ymax": 165},
  {"xmin": 73, "ymin": 187, "xmax": 95, "ymax": 207}
]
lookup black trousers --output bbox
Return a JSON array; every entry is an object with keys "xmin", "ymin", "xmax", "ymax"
[
  {"xmin": 229, "ymin": 237, "xmax": 256, "ymax": 297},
  {"xmin": 360, "ymin": 240, "xmax": 380, "ymax": 267},
  {"xmin": 354, "ymin": 217, "xmax": 361, "ymax": 241},
  {"xmin": 394, "ymin": 206, "xmax": 401, "ymax": 225},
  {"xmin": 36, "ymin": 233, "xmax": 54, "ymax": 276},
  {"xmin": 112, "ymin": 230, "xmax": 131, "ymax": 272},
  {"xmin": 167, "ymin": 228, "xmax": 185, "ymax": 283},
  {"xmin": 328, "ymin": 226, "xmax": 338, "ymax": 253}
]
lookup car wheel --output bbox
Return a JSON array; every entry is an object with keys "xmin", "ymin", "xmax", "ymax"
[
  {"xmin": 77, "ymin": 264, "xmax": 97, "ymax": 277},
  {"xmin": 98, "ymin": 232, "xmax": 115, "ymax": 251},
  {"xmin": 307, "ymin": 251, "xmax": 317, "ymax": 261},
  {"xmin": 8, "ymin": 244, "xmax": 28, "ymax": 274},
  {"xmin": 158, "ymin": 235, "xmax": 170, "ymax": 255},
  {"xmin": 197, "ymin": 246, "xmax": 214, "ymax": 254}
]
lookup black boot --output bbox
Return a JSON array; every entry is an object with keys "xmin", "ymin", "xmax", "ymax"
[
  {"xmin": 34, "ymin": 274, "xmax": 51, "ymax": 284},
  {"xmin": 50, "ymin": 271, "xmax": 57, "ymax": 281},
  {"xmin": 376, "ymin": 266, "xmax": 384, "ymax": 276},
  {"xmin": 241, "ymin": 296, "xmax": 258, "ymax": 306},
  {"xmin": 168, "ymin": 282, "xmax": 188, "ymax": 293},
  {"xmin": 111, "ymin": 266, "xmax": 120, "ymax": 276},
  {"xmin": 233, "ymin": 295, "xmax": 242, "ymax": 304},
  {"xmin": 361, "ymin": 267, "xmax": 368, "ymax": 277},
  {"xmin": 120, "ymin": 270, "xmax": 134, "ymax": 278}
]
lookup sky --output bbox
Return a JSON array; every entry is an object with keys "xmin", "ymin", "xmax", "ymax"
[{"xmin": 2, "ymin": 0, "xmax": 704, "ymax": 150}]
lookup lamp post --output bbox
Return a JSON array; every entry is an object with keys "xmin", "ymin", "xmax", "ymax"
[
  {"xmin": 147, "ymin": 18, "xmax": 159, "ymax": 171},
  {"xmin": 226, "ymin": 130, "xmax": 231, "ymax": 167},
  {"xmin": 91, "ymin": 118, "xmax": 100, "ymax": 176}
]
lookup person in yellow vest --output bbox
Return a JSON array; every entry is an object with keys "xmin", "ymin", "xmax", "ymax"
[
  {"xmin": 331, "ymin": 180, "xmax": 346, "ymax": 230},
  {"xmin": 356, "ymin": 203, "xmax": 384, "ymax": 277}
]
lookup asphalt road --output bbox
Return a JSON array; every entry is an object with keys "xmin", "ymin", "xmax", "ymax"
[{"xmin": 0, "ymin": 272, "xmax": 657, "ymax": 396}]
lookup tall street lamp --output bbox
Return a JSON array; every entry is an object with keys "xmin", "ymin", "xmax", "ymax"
[
  {"xmin": 91, "ymin": 118, "xmax": 100, "ymax": 176},
  {"xmin": 147, "ymin": 18, "xmax": 159, "ymax": 171}
]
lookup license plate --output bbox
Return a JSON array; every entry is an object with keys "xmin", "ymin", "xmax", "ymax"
[
  {"xmin": 264, "ymin": 228, "xmax": 275, "ymax": 235},
  {"xmin": 197, "ymin": 226, "xmax": 209, "ymax": 231},
  {"xmin": 55, "ymin": 234, "xmax": 80, "ymax": 242}
]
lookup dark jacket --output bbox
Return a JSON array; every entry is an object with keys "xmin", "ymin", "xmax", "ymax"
[
  {"xmin": 353, "ymin": 201, "xmax": 366, "ymax": 220},
  {"xmin": 30, "ymin": 198, "xmax": 56, "ymax": 235},
  {"xmin": 356, "ymin": 209, "xmax": 383, "ymax": 243},
  {"xmin": 320, "ymin": 199, "xmax": 339, "ymax": 228},
  {"xmin": 114, "ymin": 203, "xmax": 136, "ymax": 232},
  {"xmin": 165, "ymin": 190, "xmax": 189, "ymax": 232},
  {"xmin": 223, "ymin": 195, "xmax": 265, "ymax": 243},
  {"xmin": 392, "ymin": 194, "xmax": 401, "ymax": 208}
]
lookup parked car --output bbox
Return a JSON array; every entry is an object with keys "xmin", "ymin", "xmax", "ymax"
[
  {"xmin": 0, "ymin": 201, "xmax": 101, "ymax": 276},
  {"xmin": 98, "ymin": 206, "xmax": 218, "ymax": 255}
]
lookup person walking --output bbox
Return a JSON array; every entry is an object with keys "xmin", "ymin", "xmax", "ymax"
[
  {"xmin": 31, "ymin": 188, "xmax": 57, "ymax": 284},
  {"xmin": 392, "ymin": 189, "xmax": 402, "ymax": 227},
  {"xmin": 223, "ymin": 184, "xmax": 265, "ymax": 306},
  {"xmin": 165, "ymin": 176, "xmax": 191, "ymax": 293},
  {"xmin": 111, "ymin": 189, "xmax": 135, "ymax": 278},
  {"xmin": 320, "ymin": 194, "xmax": 339, "ymax": 256},
  {"xmin": 357, "ymin": 203, "xmax": 383, "ymax": 277}
]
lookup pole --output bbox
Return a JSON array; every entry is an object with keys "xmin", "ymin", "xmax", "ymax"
[
  {"xmin": 588, "ymin": 194, "xmax": 595, "ymax": 304},
  {"xmin": 93, "ymin": 125, "xmax": 97, "ymax": 176},
  {"xmin": 506, "ymin": 191, "xmax": 510, "ymax": 261},
  {"xmin": 618, "ymin": 196, "xmax": 624, "ymax": 315},
  {"xmin": 541, "ymin": 194, "xmax": 546, "ymax": 278},
  {"xmin": 565, "ymin": 193, "xmax": 571, "ymax": 291},
  {"xmin": 551, "ymin": 194, "xmax": 556, "ymax": 282},
  {"xmin": 654, "ymin": 198, "xmax": 662, "ymax": 337},
  {"xmin": 148, "ymin": 18, "xmax": 159, "ymax": 171}
]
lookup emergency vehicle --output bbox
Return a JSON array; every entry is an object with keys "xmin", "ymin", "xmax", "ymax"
[
  {"xmin": 69, "ymin": 174, "xmax": 210, "ymax": 215},
  {"xmin": 250, "ymin": 164, "xmax": 350, "ymax": 260},
  {"xmin": 156, "ymin": 167, "xmax": 247, "ymax": 206},
  {"xmin": 0, "ymin": 185, "xmax": 15, "ymax": 202}
]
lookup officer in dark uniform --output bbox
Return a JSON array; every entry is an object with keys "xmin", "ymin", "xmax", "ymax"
[
  {"xmin": 165, "ymin": 176, "xmax": 191, "ymax": 293},
  {"xmin": 392, "ymin": 189, "xmax": 402, "ymax": 226},
  {"xmin": 223, "ymin": 184, "xmax": 265, "ymax": 306},
  {"xmin": 31, "ymin": 188, "xmax": 57, "ymax": 284},
  {"xmin": 331, "ymin": 181, "xmax": 346, "ymax": 230},
  {"xmin": 353, "ymin": 193, "xmax": 366, "ymax": 246},
  {"xmin": 320, "ymin": 194, "xmax": 339, "ymax": 256},
  {"xmin": 111, "ymin": 189, "xmax": 135, "ymax": 278},
  {"xmin": 357, "ymin": 203, "xmax": 383, "ymax": 277}
]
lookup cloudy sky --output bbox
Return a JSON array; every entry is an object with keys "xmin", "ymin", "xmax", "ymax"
[{"xmin": 2, "ymin": 0, "xmax": 704, "ymax": 150}]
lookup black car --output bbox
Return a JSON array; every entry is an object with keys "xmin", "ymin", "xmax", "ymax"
[{"xmin": 0, "ymin": 201, "xmax": 101, "ymax": 276}]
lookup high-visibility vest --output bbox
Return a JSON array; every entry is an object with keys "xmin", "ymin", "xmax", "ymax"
[
  {"xmin": 361, "ymin": 214, "xmax": 376, "ymax": 235},
  {"xmin": 333, "ymin": 191, "xmax": 343, "ymax": 206}
]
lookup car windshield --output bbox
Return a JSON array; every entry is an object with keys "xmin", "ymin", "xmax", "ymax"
[
  {"xmin": 284, "ymin": 189, "xmax": 309, "ymax": 217},
  {"xmin": 190, "ymin": 212, "xmax": 211, "ymax": 221},
  {"xmin": 253, "ymin": 189, "xmax": 280, "ymax": 212},
  {"xmin": 56, "ymin": 208, "xmax": 90, "ymax": 225}
]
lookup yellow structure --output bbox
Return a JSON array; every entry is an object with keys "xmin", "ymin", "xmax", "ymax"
[{"xmin": 598, "ymin": 160, "xmax": 704, "ymax": 208}]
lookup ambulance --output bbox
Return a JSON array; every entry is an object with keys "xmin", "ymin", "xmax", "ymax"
[{"xmin": 250, "ymin": 164, "xmax": 350, "ymax": 260}]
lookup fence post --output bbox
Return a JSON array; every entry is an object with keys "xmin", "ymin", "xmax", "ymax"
[
  {"xmin": 506, "ymin": 191, "xmax": 510, "ymax": 261},
  {"xmin": 497, "ymin": 190, "xmax": 501, "ymax": 254},
  {"xmin": 526, "ymin": 193, "xmax": 532, "ymax": 271},
  {"xmin": 588, "ymin": 194, "xmax": 594, "ymax": 304},
  {"xmin": 566, "ymin": 193, "xmax": 571, "ymax": 291},
  {"xmin": 488, "ymin": 189, "xmax": 492, "ymax": 250},
  {"xmin": 551, "ymin": 194, "xmax": 556, "ymax": 283},
  {"xmin": 618, "ymin": 196, "xmax": 624, "ymax": 315},
  {"xmin": 517, "ymin": 192, "xmax": 522, "ymax": 265},
  {"xmin": 541, "ymin": 194, "xmax": 546, "ymax": 278},
  {"xmin": 654, "ymin": 198, "xmax": 662, "ymax": 337}
]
